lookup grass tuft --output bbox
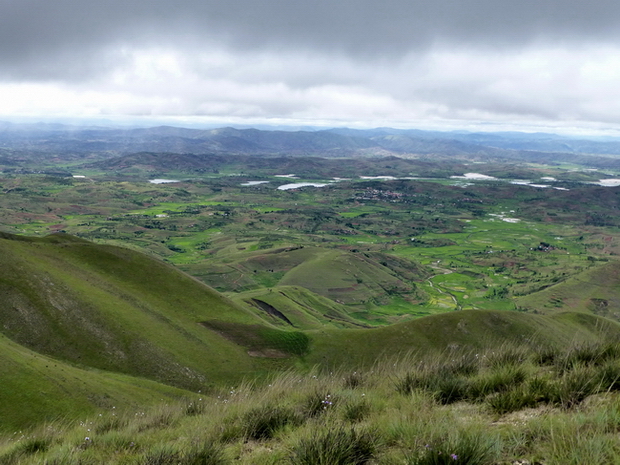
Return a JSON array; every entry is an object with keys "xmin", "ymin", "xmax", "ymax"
[
  {"xmin": 342, "ymin": 399, "xmax": 371, "ymax": 423},
  {"xmin": 468, "ymin": 365, "xmax": 528, "ymax": 401},
  {"xmin": 183, "ymin": 442, "xmax": 227, "ymax": 465},
  {"xmin": 290, "ymin": 426, "xmax": 376, "ymax": 465},
  {"xmin": 141, "ymin": 446, "xmax": 182, "ymax": 465},
  {"xmin": 7, "ymin": 340, "xmax": 620, "ymax": 463},
  {"xmin": 406, "ymin": 433, "xmax": 496, "ymax": 465},
  {"xmin": 302, "ymin": 390, "xmax": 337, "ymax": 418},
  {"xmin": 342, "ymin": 372, "xmax": 366, "ymax": 390},
  {"xmin": 486, "ymin": 386, "xmax": 538, "ymax": 415},
  {"xmin": 241, "ymin": 405, "xmax": 302, "ymax": 440}
]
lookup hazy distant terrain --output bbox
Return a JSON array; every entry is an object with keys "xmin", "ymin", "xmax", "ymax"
[
  {"xmin": 3, "ymin": 124, "xmax": 620, "ymax": 459},
  {"xmin": 3, "ymin": 123, "xmax": 620, "ymax": 167}
]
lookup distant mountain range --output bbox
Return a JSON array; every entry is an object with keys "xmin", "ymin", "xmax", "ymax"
[{"xmin": 3, "ymin": 122, "xmax": 620, "ymax": 165}]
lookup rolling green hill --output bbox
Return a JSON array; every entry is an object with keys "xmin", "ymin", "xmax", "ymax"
[
  {"xmin": 306, "ymin": 309, "xmax": 620, "ymax": 368},
  {"xmin": 0, "ymin": 332, "xmax": 191, "ymax": 431},
  {"xmin": 230, "ymin": 285, "xmax": 367, "ymax": 329},
  {"xmin": 0, "ymin": 232, "xmax": 295, "ymax": 391},
  {"xmin": 182, "ymin": 245, "xmax": 432, "ymax": 324},
  {"xmin": 515, "ymin": 260, "xmax": 620, "ymax": 320},
  {"xmin": 4, "ymin": 231, "xmax": 620, "ymax": 431}
]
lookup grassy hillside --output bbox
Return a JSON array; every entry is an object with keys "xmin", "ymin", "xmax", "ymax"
[
  {"xmin": 277, "ymin": 249, "xmax": 424, "ymax": 306},
  {"xmin": 0, "ymin": 232, "xmax": 300, "ymax": 391},
  {"xmin": 6, "ymin": 338, "xmax": 620, "ymax": 463},
  {"xmin": 184, "ymin": 245, "xmax": 431, "ymax": 325},
  {"xmin": 4, "ymin": 232, "xmax": 620, "ymax": 434},
  {"xmin": 0, "ymin": 333, "xmax": 191, "ymax": 431},
  {"xmin": 231, "ymin": 285, "xmax": 367, "ymax": 329},
  {"xmin": 306, "ymin": 309, "xmax": 620, "ymax": 368},
  {"xmin": 516, "ymin": 260, "xmax": 620, "ymax": 320}
]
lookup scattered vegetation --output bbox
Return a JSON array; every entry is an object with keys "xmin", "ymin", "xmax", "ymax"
[
  {"xmin": 2, "ymin": 160, "xmax": 619, "ymax": 327},
  {"xmin": 4, "ymin": 341, "xmax": 620, "ymax": 463},
  {"xmin": 4, "ymin": 142, "xmax": 620, "ymax": 462}
]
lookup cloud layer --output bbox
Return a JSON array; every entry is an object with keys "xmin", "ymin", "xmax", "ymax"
[{"xmin": 2, "ymin": 0, "xmax": 620, "ymax": 131}]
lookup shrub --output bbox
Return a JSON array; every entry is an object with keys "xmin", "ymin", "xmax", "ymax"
[
  {"xmin": 487, "ymin": 386, "xmax": 538, "ymax": 415},
  {"xmin": 406, "ymin": 433, "xmax": 495, "ymax": 465},
  {"xmin": 342, "ymin": 399, "xmax": 371, "ymax": 423},
  {"xmin": 241, "ymin": 405, "xmax": 301, "ymax": 440},
  {"xmin": 183, "ymin": 442, "xmax": 228, "ymax": 465},
  {"xmin": 302, "ymin": 391, "xmax": 337, "ymax": 418},
  {"xmin": 468, "ymin": 365, "xmax": 527, "ymax": 401},
  {"xmin": 290, "ymin": 427, "xmax": 376, "ymax": 465}
]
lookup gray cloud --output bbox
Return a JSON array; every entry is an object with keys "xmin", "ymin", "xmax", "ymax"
[
  {"xmin": 2, "ymin": 0, "xmax": 620, "ymax": 131},
  {"xmin": 3, "ymin": 0, "xmax": 620, "ymax": 80}
]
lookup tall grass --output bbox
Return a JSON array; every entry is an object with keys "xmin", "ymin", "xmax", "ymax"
[
  {"xmin": 290, "ymin": 427, "xmax": 376, "ymax": 465},
  {"xmin": 4, "ymin": 341, "xmax": 620, "ymax": 464}
]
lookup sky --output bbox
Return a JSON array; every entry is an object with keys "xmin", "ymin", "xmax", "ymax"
[{"xmin": 2, "ymin": 0, "xmax": 620, "ymax": 134}]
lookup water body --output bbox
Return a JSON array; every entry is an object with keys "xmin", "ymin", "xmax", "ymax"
[
  {"xmin": 149, "ymin": 179, "xmax": 180, "ymax": 184},
  {"xmin": 447, "ymin": 175, "xmax": 571, "ymax": 191},
  {"xmin": 597, "ymin": 179, "xmax": 620, "ymax": 187},
  {"xmin": 241, "ymin": 181, "xmax": 270, "ymax": 186},
  {"xmin": 277, "ymin": 182, "xmax": 329, "ymax": 191},
  {"xmin": 450, "ymin": 173, "xmax": 498, "ymax": 180},
  {"xmin": 489, "ymin": 213, "xmax": 521, "ymax": 223}
]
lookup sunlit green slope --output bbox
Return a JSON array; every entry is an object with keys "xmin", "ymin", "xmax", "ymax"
[
  {"xmin": 4, "ymin": 232, "xmax": 620, "ymax": 432},
  {"xmin": 0, "ymin": 232, "xmax": 296, "ymax": 391},
  {"xmin": 0, "ymin": 332, "xmax": 192, "ymax": 431},
  {"xmin": 515, "ymin": 260, "xmax": 620, "ymax": 321},
  {"xmin": 306, "ymin": 309, "xmax": 620, "ymax": 368}
]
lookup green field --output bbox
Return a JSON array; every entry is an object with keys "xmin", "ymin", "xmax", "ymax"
[
  {"xmin": 1, "ymin": 168, "xmax": 619, "ymax": 328},
  {"xmin": 4, "ymin": 148, "xmax": 620, "ymax": 439}
]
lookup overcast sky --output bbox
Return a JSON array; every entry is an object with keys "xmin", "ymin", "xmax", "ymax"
[{"xmin": 2, "ymin": 0, "xmax": 620, "ymax": 133}]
